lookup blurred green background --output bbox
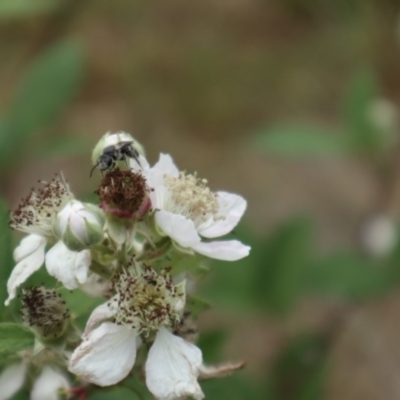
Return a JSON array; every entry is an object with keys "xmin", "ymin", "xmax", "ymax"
[{"xmin": 2, "ymin": 0, "xmax": 400, "ymax": 399}]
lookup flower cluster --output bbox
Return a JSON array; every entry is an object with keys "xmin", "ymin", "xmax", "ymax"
[{"xmin": 2, "ymin": 132, "xmax": 250, "ymax": 400}]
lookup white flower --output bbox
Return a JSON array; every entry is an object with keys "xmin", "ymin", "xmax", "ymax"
[
  {"xmin": 6, "ymin": 177, "xmax": 91, "ymax": 305},
  {"xmin": 136, "ymin": 154, "xmax": 250, "ymax": 261},
  {"xmin": 0, "ymin": 364, "xmax": 69, "ymax": 400},
  {"xmin": 54, "ymin": 199, "xmax": 105, "ymax": 251},
  {"xmin": 69, "ymin": 267, "xmax": 204, "ymax": 399}
]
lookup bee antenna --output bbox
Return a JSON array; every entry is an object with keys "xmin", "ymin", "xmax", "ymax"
[{"xmin": 89, "ymin": 162, "xmax": 100, "ymax": 178}]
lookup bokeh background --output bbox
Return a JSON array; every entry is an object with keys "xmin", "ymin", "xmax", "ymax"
[{"xmin": 2, "ymin": 0, "xmax": 400, "ymax": 399}]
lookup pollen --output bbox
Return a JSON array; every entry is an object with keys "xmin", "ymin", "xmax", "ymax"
[
  {"xmin": 9, "ymin": 175, "xmax": 71, "ymax": 236},
  {"xmin": 95, "ymin": 169, "xmax": 150, "ymax": 219},
  {"xmin": 20, "ymin": 287, "xmax": 70, "ymax": 339},
  {"xmin": 109, "ymin": 265, "xmax": 184, "ymax": 334},
  {"xmin": 164, "ymin": 172, "xmax": 223, "ymax": 225}
]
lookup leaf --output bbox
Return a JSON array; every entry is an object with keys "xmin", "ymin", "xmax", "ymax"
[
  {"xmin": 342, "ymin": 70, "xmax": 381, "ymax": 152},
  {"xmin": 197, "ymin": 329, "xmax": 228, "ymax": 364},
  {"xmin": 0, "ymin": 0, "xmax": 58, "ymax": 18},
  {"xmin": 306, "ymin": 252, "xmax": 392, "ymax": 300},
  {"xmin": 0, "ymin": 39, "xmax": 84, "ymax": 164},
  {"xmin": 199, "ymin": 225, "xmax": 261, "ymax": 312},
  {"xmin": 186, "ymin": 296, "xmax": 212, "ymax": 319},
  {"xmin": 0, "ymin": 323, "xmax": 34, "ymax": 354},
  {"xmin": 202, "ymin": 374, "xmax": 266, "ymax": 400},
  {"xmin": 254, "ymin": 217, "xmax": 314, "ymax": 315},
  {"xmin": 269, "ymin": 334, "xmax": 329, "ymax": 400},
  {"xmin": 253, "ymin": 124, "xmax": 350, "ymax": 156},
  {"xmin": 0, "ymin": 199, "xmax": 13, "ymax": 317}
]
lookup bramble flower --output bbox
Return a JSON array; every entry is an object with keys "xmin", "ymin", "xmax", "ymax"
[
  {"xmin": 69, "ymin": 265, "xmax": 204, "ymax": 400},
  {"xmin": 6, "ymin": 177, "xmax": 91, "ymax": 305},
  {"xmin": 0, "ymin": 364, "xmax": 70, "ymax": 400},
  {"xmin": 20, "ymin": 286, "xmax": 70, "ymax": 340},
  {"xmin": 136, "ymin": 154, "xmax": 250, "ymax": 261}
]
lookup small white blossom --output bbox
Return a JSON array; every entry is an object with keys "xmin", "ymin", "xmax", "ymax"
[
  {"xmin": 69, "ymin": 266, "xmax": 204, "ymax": 399},
  {"xmin": 6, "ymin": 177, "xmax": 91, "ymax": 305},
  {"xmin": 136, "ymin": 154, "xmax": 250, "ymax": 261},
  {"xmin": 54, "ymin": 199, "xmax": 105, "ymax": 251}
]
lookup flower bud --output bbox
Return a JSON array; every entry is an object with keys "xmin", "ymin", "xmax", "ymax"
[
  {"xmin": 20, "ymin": 287, "xmax": 70, "ymax": 340},
  {"xmin": 54, "ymin": 200, "xmax": 105, "ymax": 251},
  {"xmin": 91, "ymin": 131, "xmax": 145, "ymax": 170}
]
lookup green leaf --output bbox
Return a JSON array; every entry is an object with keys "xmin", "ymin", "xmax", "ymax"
[
  {"xmin": 342, "ymin": 70, "xmax": 381, "ymax": 152},
  {"xmin": 0, "ymin": 323, "xmax": 34, "ymax": 354},
  {"xmin": 253, "ymin": 124, "xmax": 350, "ymax": 156},
  {"xmin": 197, "ymin": 329, "xmax": 228, "ymax": 363},
  {"xmin": 186, "ymin": 296, "xmax": 212, "ymax": 319},
  {"xmin": 306, "ymin": 252, "xmax": 391, "ymax": 299},
  {"xmin": 0, "ymin": 0, "xmax": 58, "ymax": 18},
  {"xmin": 269, "ymin": 334, "xmax": 329, "ymax": 400},
  {"xmin": 0, "ymin": 199, "xmax": 13, "ymax": 317},
  {"xmin": 0, "ymin": 39, "xmax": 84, "ymax": 164},
  {"xmin": 254, "ymin": 217, "xmax": 314, "ymax": 315},
  {"xmin": 200, "ymin": 225, "xmax": 262, "ymax": 313},
  {"xmin": 202, "ymin": 374, "xmax": 266, "ymax": 400}
]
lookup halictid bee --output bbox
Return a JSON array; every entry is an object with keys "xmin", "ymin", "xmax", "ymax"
[{"xmin": 90, "ymin": 140, "xmax": 141, "ymax": 177}]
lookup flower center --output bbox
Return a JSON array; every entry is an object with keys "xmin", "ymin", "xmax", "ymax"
[
  {"xmin": 109, "ymin": 266, "xmax": 184, "ymax": 334},
  {"xmin": 96, "ymin": 169, "xmax": 151, "ymax": 219},
  {"xmin": 9, "ymin": 176, "xmax": 71, "ymax": 236},
  {"xmin": 164, "ymin": 172, "xmax": 222, "ymax": 225},
  {"xmin": 21, "ymin": 287, "xmax": 70, "ymax": 339}
]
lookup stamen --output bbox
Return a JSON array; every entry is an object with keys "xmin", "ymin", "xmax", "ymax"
[
  {"xmin": 108, "ymin": 265, "xmax": 184, "ymax": 334},
  {"xmin": 20, "ymin": 287, "xmax": 70, "ymax": 339},
  {"xmin": 164, "ymin": 172, "xmax": 223, "ymax": 225},
  {"xmin": 9, "ymin": 175, "xmax": 72, "ymax": 236}
]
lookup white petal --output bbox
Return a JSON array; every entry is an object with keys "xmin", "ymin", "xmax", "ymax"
[
  {"xmin": 69, "ymin": 322, "xmax": 139, "ymax": 386},
  {"xmin": 45, "ymin": 241, "xmax": 91, "ymax": 290},
  {"xmin": 31, "ymin": 366, "xmax": 69, "ymax": 400},
  {"xmin": 191, "ymin": 240, "xmax": 250, "ymax": 261},
  {"xmin": 6, "ymin": 235, "xmax": 47, "ymax": 305},
  {"xmin": 79, "ymin": 273, "xmax": 111, "ymax": 299},
  {"xmin": 155, "ymin": 210, "xmax": 200, "ymax": 247},
  {"xmin": 13, "ymin": 234, "xmax": 46, "ymax": 263},
  {"xmin": 83, "ymin": 299, "xmax": 117, "ymax": 338},
  {"xmin": 198, "ymin": 192, "xmax": 247, "ymax": 238},
  {"xmin": 143, "ymin": 154, "xmax": 179, "ymax": 209},
  {"xmin": 0, "ymin": 363, "xmax": 26, "ymax": 400},
  {"xmin": 153, "ymin": 154, "xmax": 180, "ymax": 177},
  {"xmin": 146, "ymin": 327, "xmax": 204, "ymax": 400}
]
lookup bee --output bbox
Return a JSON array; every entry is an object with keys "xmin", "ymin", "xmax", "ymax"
[{"xmin": 90, "ymin": 140, "xmax": 141, "ymax": 177}]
